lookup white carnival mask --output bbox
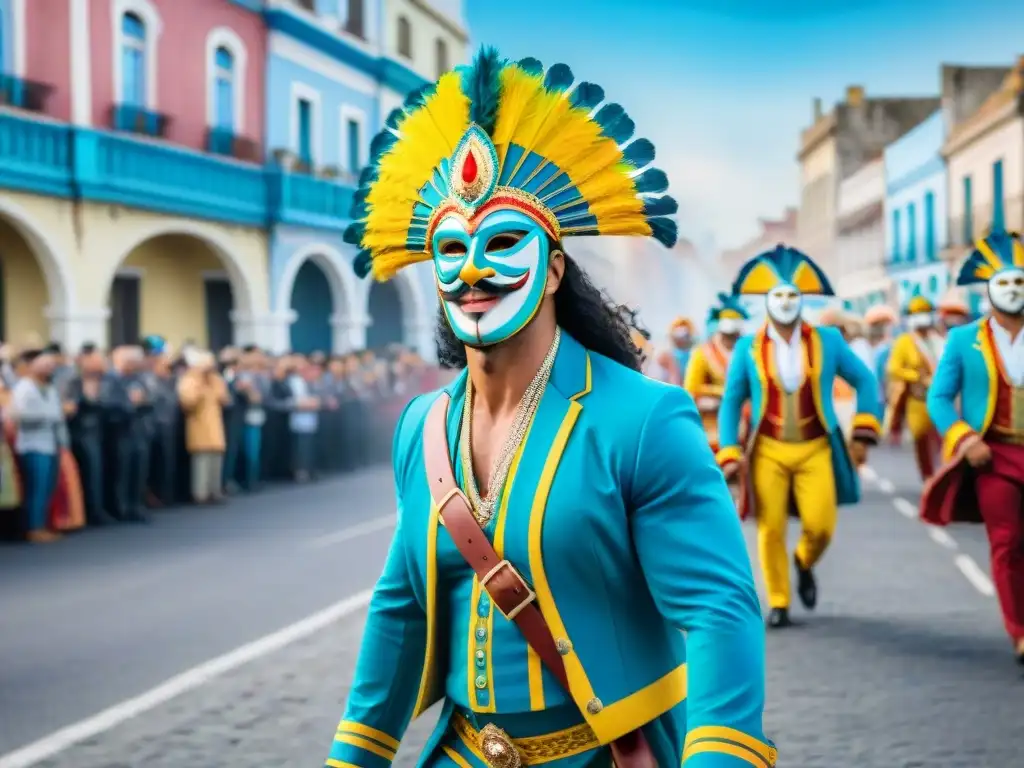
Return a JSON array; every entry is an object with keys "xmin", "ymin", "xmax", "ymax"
[
  {"xmin": 907, "ymin": 312, "xmax": 935, "ymax": 331},
  {"xmin": 717, "ymin": 317, "xmax": 742, "ymax": 336},
  {"xmin": 988, "ymin": 268, "xmax": 1024, "ymax": 316},
  {"xmin": 766, "ymin": 284, "xmax": 802, "ymax": 325}
]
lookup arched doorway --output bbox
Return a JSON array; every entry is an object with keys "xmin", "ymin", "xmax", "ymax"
[
  {"xmin": 366, "ymin": 280, "xmax": 404, "ymax": 351},
  {"xmin": 107, "ymin": 234, "xmax": 238, "ymax": 351},
  {"xmin": 0, "ymin": 215, "xmax": 53, "ymax": 346},
  {"xmin": 289, "ymin": 259, "xmax": 333, "ymax": 354}
]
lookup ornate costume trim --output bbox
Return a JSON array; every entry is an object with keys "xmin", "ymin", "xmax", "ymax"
[
  {"xmin": 441, "ymin": 745, "xmax": 474, "ymax": 768},
  {"xmin": 336, "ymin": 721, "xmax": 400, "ymax": 751},
  {"xmin": 451, "ymin": 712, "xmax": 600, "ymax": 765},
  {"xmin": 345, "ymin": 48, "xmax": 678, "ymax": 282},
  {"xmin": 412, "ymin": 504, "xmax": 442, "ymax": 718},
  {"xmin": 684, "ymin": 726, "xmax": 777, "ymax": 766},
  {"xmin": 979, "ymin": 319, "xmax": 1001, "ymax": 435},
  {"xmin": 332, "ymin": 733, "xmax": 396, "ymax": 761},
  {"xmin": 715, "ymin": 444, "xmax": 744, "ymax": 468},
  {"xmin": 683, "ymin": 740, "xmax": 774, "ymax": 766},
  {"xmin": 942, "ymin": 420, "xmax": 977, "ymax": 463},
  {"xmin": 851, "ymin": 412, "xmax": 882, "ymax": 438}
]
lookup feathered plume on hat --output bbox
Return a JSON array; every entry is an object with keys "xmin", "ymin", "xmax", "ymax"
[
  {"xmin": 343, "ymin": 47, "xmax": 678, "ymax": 281},
  {"xmin": 902, "ymin": 286, "xmax": 935, "ymax": 316},
  {"xmin": 731, "ymin": 244, "xmax": 835, "ymax": 296},
  {"xmin": 707, "ymin": 292, "xmax": 749, "ymax": 324},
  {"xmin": 956, "ymin": 230, "xmax": 1024, "ymax": 285}
]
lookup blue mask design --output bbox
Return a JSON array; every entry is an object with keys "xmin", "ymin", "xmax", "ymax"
[{"xmin": 432, "ymin": 209, "xmax": 550, "ymax": 347}]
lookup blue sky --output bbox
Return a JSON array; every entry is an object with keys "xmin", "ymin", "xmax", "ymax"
[{"xmin": 466, "ymin": 0, "xmax": 1023, "ymax": 250}]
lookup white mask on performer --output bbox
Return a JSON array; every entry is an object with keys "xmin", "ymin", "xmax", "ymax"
[
  {"xmin": 907, "ymin": 312, "xmax": 935, "ymax": 331},
  {"xmin": 717, "ymin": 317, "xmax": 742, "ymax": 336},
  {"xmin": 988, "ymin": 268, "xmax": 1024, "ymax": 316},
  {"xmin": 766, "ymin": 284, "xmax": 801, "ymax": 326}
]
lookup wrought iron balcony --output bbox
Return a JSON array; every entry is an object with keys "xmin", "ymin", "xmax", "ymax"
[
  {"xmin": 267, "ymin": 165, "xmax": 356, "ymax": 230},
  {"xmin": 0, "ymin": 74, "xmax": 54, "ymax": 113},
  {"xmin": 110, "ymin": 104, "xmax": 171, "ymax": 138},
  {"xmin": 0, "ymin": 112, "xmax": 73, "ymax": 196}
]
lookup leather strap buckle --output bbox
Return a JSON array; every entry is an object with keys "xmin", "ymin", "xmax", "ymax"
[{"xmin": 480, "ymin": 559, "xmax": 537, "ymax": 620}]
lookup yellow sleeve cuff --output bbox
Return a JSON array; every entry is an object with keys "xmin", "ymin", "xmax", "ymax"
[
  {"xmin": 715, "ymin": 445, "xmax": 743, "ymax": 468},
  {"xmin": 331, "ymin": 720, "xmax": 399, "ymax": 764},
  {"xmin": 852, "ymin": 413, "xmax": 882, "ymax": 438},
  {"xmin": 942, "ymin": 420, "xmax": 977, "ymax": 463},
  {"xmin": 684, "ymin": 726, "xmax": 777, "ymax": 766}
]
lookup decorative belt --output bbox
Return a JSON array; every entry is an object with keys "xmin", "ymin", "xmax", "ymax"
[
  {"xmin": 758, "ymin": 415, "xmax": 827, "ymax": 443},
  {"xmin": 451, "ymin": 712, "xmax": 600, "ymax": 766}
]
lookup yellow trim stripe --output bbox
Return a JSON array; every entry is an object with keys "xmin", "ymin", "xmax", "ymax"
[
  {"xmin": 684, "ymin": 726, "xmax": 774, "ymax": 763},
  {"xmin": 412, "ymin": 504, "xmax": 440, "ymax": 718},
  {"xmin": 442, "ymin": 744, "xmax": 475, "ymax": 768},
  {"xmin": 715, "ymin": 444, "xmax": 743, "ymax": 467},
  {"xmin": 942, "ymin": 420, "xmax": 975, "ymax": 463},
  {"xmin": 333, "ymin": 733, "xmax": 396, "ymax": 761},
  {"xmin": 851, "ymin": 412, "xmax": 881, "ymax": 434},
  {"xmin": 569, "ymin": 352, "xmax": 593, "ymax": 401},
  {"xmin": 325, "ymin": 761, "xmax": 363, "ymax": 768},
  {"xmin": 684, "ymin": 740, "xmax": 769, "ymax": 766},
  {"xmin": 336, "ymin": 721, "xmax": 400, "ymax": 750},
  {"xmin": 527, "ymin": 644, "xmax": 545, "ymax": 710}
]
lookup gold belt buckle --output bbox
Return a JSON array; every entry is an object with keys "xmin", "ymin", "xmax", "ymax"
[{"xmin": 479, "ymin": 723, "xmax": 523, "ymax": 768}]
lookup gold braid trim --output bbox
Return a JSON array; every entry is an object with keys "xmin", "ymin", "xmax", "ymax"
[{"xmin": 451, "ymin": 712, "xmax": 600, "ymax": 765}]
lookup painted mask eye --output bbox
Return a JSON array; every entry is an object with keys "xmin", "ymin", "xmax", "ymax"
[
  {"xmin": 438, "ymin": 240, "xmax": 467, "ymax": 257},
  {"xmin": 485, "ymin": 231, "xmax": 528, "ymax": 252}
]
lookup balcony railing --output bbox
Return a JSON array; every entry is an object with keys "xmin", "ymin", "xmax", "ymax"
[
  {"xmin": 0, "ymin": 74, "xmax": 54, "ymax": 113},
  {"xmin": 0, "ymin": 110, "xmax": 359, "ymax": 230},
  {"xmin": 206, "ymin": 128, "xmax": 261, "ymax": 162},
  {"xmin": 110, "ymin": 104, "xmax": 171, "ymax": 138}
]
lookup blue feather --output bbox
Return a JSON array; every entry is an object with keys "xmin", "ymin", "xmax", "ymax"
[
  {"xmin": 634, "ymin": 168, "xmax": 669, "ymax": 194},
  {"xmin": 648, "ymin": 217, "xmax": 678, "ymax": 248},
  {"xmin": 384, "ymin": 108, "xmax": 405, "ymax": 131},
  {"xmin": 517, "ymin": 57, "xmax": 543, "ymax": 76},
  {"xmin": 717, "ymin": 292, "xmax": 729, "ymax": 305},
  {"xmin": 358, "ymin": 167, "xmax": 377, "ymax": 186},
  {"xmin": 622, "ymin": 138, "xmax": 655, "ymax": 168},
  {"xmin": 594, "ymin": 103, "xmax": 634, "ymax": 143},
  {"xmin": 463, "ymin": 47, "xmax": 503, "ymax": 134},
  {"xmin": 343, "ymin": 222, "xmax": 365, "ymax": 246},
  {"xmin": 544, "ymin": 63, "xmax": 574, "ymax": 92},
  {"xmin": 403, "ymin": 82, "xmax": 437, "ymax": 109},
  {"xmin": 368, "ymin": 130, "xmax": 397, "ymax": 161},
  {"xmin": 569, "ymin": 82, "xmax": 604, "ymax": 110},
  {"xmin": 352, "ymin": 249, "xmax": 373, "ymax": 278},
  {"xmin": 643, "ymin": 195, "xmax": 678, "ymax": 217}
]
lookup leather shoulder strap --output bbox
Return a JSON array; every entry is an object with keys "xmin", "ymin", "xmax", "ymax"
[{"xmin": 422, "ymin": 393, "xmax": 570, "ymax": 691}]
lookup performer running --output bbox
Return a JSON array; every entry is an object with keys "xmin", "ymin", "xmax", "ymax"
[
  {"xmin": 886, "ymin": 293, "xmax": 943, "ymax": 481},
  {"xmin": 685, "ymin": 293, "xmax": 749, "ymax": 452},
  {"xmin": 921, "ymin": 231, "xmax": 1024, "ymax": 666},
  {"xmin": 326, "ymin": 48, "xmax": 775, "ymax": 767},
  {"xmin": 716, "ymin": 245, "xmax": 882, "ymax": 629}
]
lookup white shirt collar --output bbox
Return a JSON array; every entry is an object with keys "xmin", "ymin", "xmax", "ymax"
[
  {"xmin": 766, "ymin": 321, "xmax": 803, "ymax": 349},
  {"xmin": 989, "ymin": 316, "xmax": 1024, "ymax": 345}
]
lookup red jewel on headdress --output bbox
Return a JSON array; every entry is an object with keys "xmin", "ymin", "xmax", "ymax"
[{"xmin": 461, "ymin": 149, "xmax": 478, "ymax": 184}]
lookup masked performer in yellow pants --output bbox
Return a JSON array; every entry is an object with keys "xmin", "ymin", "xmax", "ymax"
[
  {"xmin": 717, "ymin": 246, "xmax": 883, "ymax": 629},
  {"xmin": 886, "ymin": 293, "xmax": 944, "ymax": 481},
  {"xmin": 685, "ymin": 293, "xmax": 749, "ymax": 453}
]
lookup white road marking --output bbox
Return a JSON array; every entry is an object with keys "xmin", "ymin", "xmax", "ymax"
[
  {"xmin": 877, "ymin": 478, "xmax": 895, "ymax": 494},
  {"xmin": 892, "ymin": 497, "xmax": 917, "ymax": 519},
  {"xmin": 927, "ymin": 526, "xmax": 958, "ymax": 550},
  {"xmin": 304, "ymin": 515, "xmax": 396, "ymax": 549},
  {"xmin": 0, "ymin": 590, "xmax": 374, "ymax": 768},
  {"xmin": 954, "ymin": 554, "xmax": 995, "ymax": 597},
  {"xmin": 860, "ymin": 465, "xmax": 878, "ymax": 482}
]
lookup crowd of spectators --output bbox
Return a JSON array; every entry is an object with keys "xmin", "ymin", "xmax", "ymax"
[{"xmin": 0, "ymin": 337, "xmax": 443, "ymax": 543}]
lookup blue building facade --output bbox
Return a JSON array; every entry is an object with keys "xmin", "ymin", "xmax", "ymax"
[
  {"xmin": 883, "ymin": 110, "xmax": 952, "ymax": 312},
  {"xmin": 263, "ymin": 0, "xmax": 456, "ymax": 356}
]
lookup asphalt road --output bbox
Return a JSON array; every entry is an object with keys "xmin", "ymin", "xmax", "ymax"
[{"xmin": 0, "ymin": 447, "xmax": 1020, "ymax": 768}]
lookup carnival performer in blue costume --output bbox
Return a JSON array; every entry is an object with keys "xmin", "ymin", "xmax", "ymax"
[
  {"xmin": 716, "ymin": 245, "xmax": 882, "ymax": 629},
  {"xmin": 921, "ymin": 231, "xmax": 1024, "ymax": 665},
  {"xmin": 324, "ymin": 48, "xmax": 775, "ymax": 768}
]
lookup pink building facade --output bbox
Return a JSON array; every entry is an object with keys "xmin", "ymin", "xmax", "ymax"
[{"xmin": 19, "ymin": 0, "xmax": 265, "ymax": 155}]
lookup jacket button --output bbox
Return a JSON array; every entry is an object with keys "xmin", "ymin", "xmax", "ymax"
[
  {"xmin": 585, "ymin": 697, "xmax": 603, "ymax": 715},
  {"xmin": 475, "ymin": 675, "xmax": 487, "ymax": 689},
  {"xmin": 555, "ymin": 638, "xmax": 572, "ymax": 655}
]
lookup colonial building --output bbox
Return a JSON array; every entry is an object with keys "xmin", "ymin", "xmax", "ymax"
[
  {"xmin": 942, "ymin": 56, "xmax": 1024, "ymax": 312},
  {"xmin": 0, "ymin": 0, "xmax": 273, "ymax": 351},
  {"xmin": 263, "ymin": 0, "xmax": 467, "ymax": 356},
  {"xmin": 797, "ymin": 86, "xmax": 939, "ymax": 281},
  {"xmin": 834, "ymin": 155, "xmax": 889, "ymax": 314},
  {"xmin": 883, "ymin": 64, "xmax": 1010, "ymax": 312}
]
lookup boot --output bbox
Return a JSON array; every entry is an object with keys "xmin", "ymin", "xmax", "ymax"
[
  {"xmin": 795, "ymin": 554, "xmax": 818, "ymax": 610},
  {"xmin": 767, "ymin": 608, "xmax": 792, "ymax": 629}
]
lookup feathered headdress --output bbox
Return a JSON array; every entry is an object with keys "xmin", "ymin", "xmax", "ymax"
[
  {"xmin": 731, "ymin": 244, "xmax": 835, "ymax": 296},
  {"xmin": 707, "ymin": 292, "xmax": 749, "ymax": 323},
  {"xmin": 902, "ymin": 287, "xmax": 934, "ymax": 316},
  {"xmin": 343, "ymin": 47, "xmax": 678, "ymax": 280},
  {"xmin": 956, "ymin": 230, "xmax": 1024, "ymax": 285}
]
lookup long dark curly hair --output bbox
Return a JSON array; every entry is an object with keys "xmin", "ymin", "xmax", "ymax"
[{"xmin": 435, "ymin": 250, "xmax": 648, "ymax": 371}]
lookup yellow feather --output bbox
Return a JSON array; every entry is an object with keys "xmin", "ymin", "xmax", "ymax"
[{"xmin": 492, "ymin": 67, "xmax": 545, "ymax": 161}]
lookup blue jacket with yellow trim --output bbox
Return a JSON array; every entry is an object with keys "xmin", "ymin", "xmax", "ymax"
[
  {"xmin": 715, "ymin": 323, "xmax": 882, "ymax": 505},
  {"xmin": 927, "ymin": 319, "xmax": 1001, "ymax": 461},
  {"xmin": 327, "ymin": 332, "xmax": 775, "ymax": 767}
]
